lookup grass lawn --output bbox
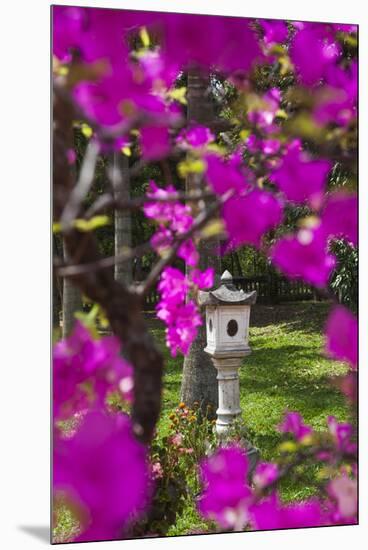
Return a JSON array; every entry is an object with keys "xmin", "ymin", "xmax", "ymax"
[{"xmin": 150, "ymin": 301, "xmax": 349, "ymax": 535}]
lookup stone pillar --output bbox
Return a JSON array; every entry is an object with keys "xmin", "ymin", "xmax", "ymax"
[{"xmin": 212, "ymin": 353, "xmax": 246, "ymax": 436}]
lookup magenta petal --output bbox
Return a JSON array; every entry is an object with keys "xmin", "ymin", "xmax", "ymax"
[
  {"xmin": 222, "ymin": 189, "xmax": 283, "ymax": 249},
  {"xmin": 291, "ymin": 27, "xmax": 341, "ymax": 86},
  {"xmin": 270, "ymin": 142, "xmax": 331, "ymax": 205},
  {"xmin": 325, "ymin": 306, "xmax": 358, "ymax": 369},
  {"xmin": 140, "ymin": 126, "xmax": 170, "ymax": 161},
  {"xmin": 198, "ymin": 446, "xmax": 252, "ymax": 529},
  {"xmin": 54, "ymin": 410, "xmax": 149, "ymax": 541},
  {"xmin": 321, "ymin": 192, "xmax": 357, "ymax": 246},
  {"xmin": 271, "ymin": 228, "xmax": 336, "ymax": 287}
]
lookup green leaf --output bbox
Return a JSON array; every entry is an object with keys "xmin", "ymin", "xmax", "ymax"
[
  {"xmin": 74, "ymin": 215, "xmax": 110, "ymax": 232},
  {"xmin": 167, "ymin": 87, "xmax": 187, "ymax": 105},
  {"xmin": 139, "ymin": 26, "xmax": 150, "ymax": 48},
  {"xmin": 52, "ymin": 222, "xmax": 62, "ymax": 233},
  {"xmin": 177, "ymin": 158, "xmax": 206, "ymax": 178},
  {"xmin": 278, "ymin": 441, "xmax": 298, "ymax": 453},
  {"xmin": 200, "ymin": 219, "xmax": 225, "ymax": 239},
  {"xmin": 81, "ymin": 123, "xmax": 93, "ymax": 139}
]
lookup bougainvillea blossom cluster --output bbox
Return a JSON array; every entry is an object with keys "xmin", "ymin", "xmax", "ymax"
[
  {"xmin": 197, "ymin": 408, "xmax": 357, "ymax": 531},
  {"xmin": 156, "ymin": 266, "xmax": 214, "ymax": 356},
  {"xmin": 198, "ymin": 446, "xmax": 253, "ymax": 530},
  {"xmin": 53, "ymin": 321, "xmax": 133, "ymax": 420},
  {"xmin": 144, "ymin": 180, "xmax": 197, "ymax": 265}
]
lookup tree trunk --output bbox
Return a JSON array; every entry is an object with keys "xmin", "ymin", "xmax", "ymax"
[
  {"xmin": 62, "ymin": 240, "xmax": 82, "ymax": 338},
  {"xmin": 53, "ymin": 236, "xmax": 63, "ymax": 329},
  {"xmin": 53, "ymin": 271, "xmax": 62, "ymax": 328},
  {"xmin": 53, "ymin": 90, "xmax": 163, "ymax": 443},
  {"xmin": 181, "ymin": 68, "xmax": 220, "ymax": 414},
  {"xmin": 112, "ymin": 152, "xmax": 132, "ymax": 286}
]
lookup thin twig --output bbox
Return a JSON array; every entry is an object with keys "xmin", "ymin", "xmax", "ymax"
[
  {"xmin": 60, "ymin": 140, "xmax": 99, "ymax": 230},
  {"xmin": 84, "ymin": 190, "xmax": 216, "ymax": 219},
  {"xmin": 55, "ymin": 241, "xmax": 152, "ymax": 277}
]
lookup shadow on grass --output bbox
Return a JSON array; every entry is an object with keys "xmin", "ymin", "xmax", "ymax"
[
  {"xmin": 240, "ymin": 342, "xmax": 346, "ymax": 419},
  {"xmin": 250, "ymin": 302, "xmax": 331, "ymax": 334}
]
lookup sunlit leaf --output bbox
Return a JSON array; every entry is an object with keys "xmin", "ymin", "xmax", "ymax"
[
  {"xmin": 74, "ymin": 215, "xmax": 110, "ymax": 232},
  {"xmin": 178, "ymin": 158, "xmax": 206, "ymax": 178},
  {"xmin": 200, "ymin": 219, "xmax": 225, "ymax": 239},
  {"xmin": 121, "ymin": 146, "xmax": 132, "ymax": 157},
  {"xmin": 239, "ymin": 129, "xmax": 251, "ymax": 141},
  {"xmin": 139, "ymin": 26, "xmax": 150, "ymax": 48},
  {"xmin": 53, "ymin": 222, "xmax": 62, "ymax": 233},
  {"xmin": 275, "ymin": 109, "xmax": 288, "ymax": 120},
  {"xmin": 81, "ymin": 123, "xmax": 93, "ymax": 139},
  {"xmin": 278, "ymin": 441, "xmax": 298, "ymax": 453},
  {"xmin": 167, "ymin": 87, "xmax": 187, "ymax": 105}
]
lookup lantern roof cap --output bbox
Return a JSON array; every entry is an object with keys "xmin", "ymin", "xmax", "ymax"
[{"xmin": 198, "ymin": 271, "xmax": 257, "ymax": 306}]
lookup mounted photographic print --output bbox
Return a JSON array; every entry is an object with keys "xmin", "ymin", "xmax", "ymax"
[{"xmin": 52, "ymin": 4, "xmax": 358, "ymax": 544}]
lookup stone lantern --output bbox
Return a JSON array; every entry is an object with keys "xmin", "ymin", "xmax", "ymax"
[{"xmin": 198, "ymin": 270, "xmax": 257, "ymax": 436}]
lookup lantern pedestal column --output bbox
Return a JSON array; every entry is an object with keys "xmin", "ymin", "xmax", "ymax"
[{"xmin": 208, "ymin": 350, "xmax": 250, "ymax": 436}]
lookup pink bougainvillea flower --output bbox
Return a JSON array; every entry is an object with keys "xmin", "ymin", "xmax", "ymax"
[
  {"xmin": 66, "ymin": 148, "xmax": 77, "ymax": 165},
  {"xmin": 327, "ymin": 416, "xmax": 357, "ymax": 455},
  {"xmin": 144, "ymin": 181, "xmax": 196, "ymax": 264},
  {"xmin": 53, "ymin": 410, "xmax": 149, "ymax": 542},
  {"xmin": 247, "ymin": 88, "xmax": 281, "ymax": 131},
  {"xmin": 291, "ymin": 26, "xmax": 341, "ymax": 86},
  {"xmin": 331, "ymin": 24, "xmax": 357, "ymax": 34},
  {"xmin": 73, "ymin": 66, "xmax": 169, "ymax": 129},
  {"xmin": 325, "ymin": 306, "xmax": 358, "ymax": 369},
  {"xmin": 245, "ymin": 134, "xmax": 260, "ymax": 153},
  {"xmin": 250, "ymin": 493, "xmax": 325, "ymax": 530},
  {"xmin": 164, "ymin": 301, "xmax": 202, "ymax": 356},
  {"xmin": 191, "ymin": 267, "xmax": 215, "ymax": 290},
  {"xmin": 52, "ymin": 6, "xmax": 89, "ymax": 63},
  {"xmin": 216, "ymin": 18, "xmax": 263, "ymax": 74},
  {"xmin": 156, "ymin": 267, "xmax": 203, "ymax": 356},
  {"xmin": 140, "ymin": 126, "xmax": 170, "ymax": 161},
  {"xmin": 222, "ymin": 189, "xmax": 283, "ymax": 249},
  {"xmin": 320, "ymin": 192, "xmax": 357, "ymax": 246},
  {"xmin": 253, "ymin": 462, "xmax": 279, "ymax": 490},
  {"xmin": 259, "ymin": 19, "xmax": 288, "ymax": 45},
  {"xmin": 157, "ymin": 267, "xmax": 189, "ymax": 306},
  {"xmin": 53, "ymin": 7, "xmax": 146, "ymax": 68},
  {"xmin": 198, "ymin": 446, "xmax": 253, "ymax": 530},
  {"xmin": 150, "ymin": 226, "xmax": 173, "ymax": 255},
  {"xmin": 177, "ymin": 125, "xmax": 215, "ymax": 149},
  {"xmin": 270, "ymin": 140, "xmax": 332, "ymax": 205},
  {"xmin": 53, "ymin": 321, "xmax": 133, "ymax": 420},
  {"xmin": 314, "ymin": 62, "xmax": 357, "ymax": 126},
  {"xmin": 278, "ymin": 411, "xmax": 313, "ymax": 442},
  {"xmin": 144, "ymin": 182, "xmax": 193, "ymax": 234},
  {"xmin": 144, "ymin": 181, "xmax": 179, "ymax": 221},
  {"xmin": 328, "ymin": 475, "xmax": 357, "ymax": 519},
  {"xmin": 271, "ymin": 227, "xmax": 336, "ymax": 287},
  {"xmin": 178, "ymin": 238, "xmax": 199, "ymax": 267},
  {"xmin": 160, "ymin": 13, "xmax": 262, "ymax": 75},
  {"xmin": 246, "ymin": 135, "xmax": 281, "ymax": 156},
  {"xmin": 261, "ymin": 138, "xmax": 281, "ymax": 155},
  {"xmin": 205, "ymin": 153, "xmax": 249, "ymax": 195}
]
